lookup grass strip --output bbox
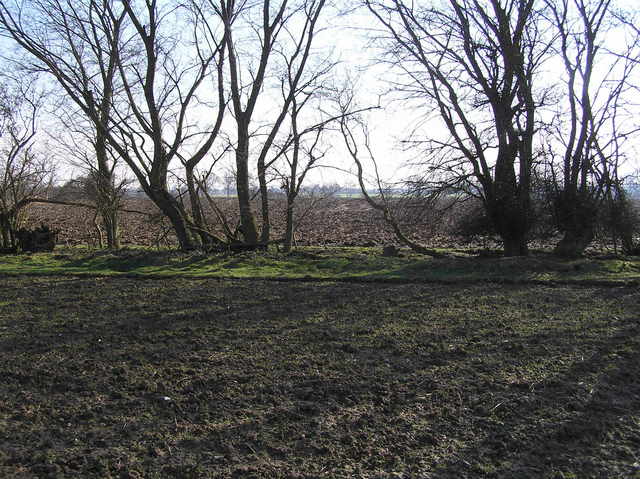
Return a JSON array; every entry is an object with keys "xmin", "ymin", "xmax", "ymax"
[{"xmin": 0, "ymin": 246, "xmax": 639, "ymax": 286}]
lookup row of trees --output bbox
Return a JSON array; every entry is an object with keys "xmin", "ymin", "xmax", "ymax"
[
  {"xmin": 0, "ymin": 0, "xmax": 349, "ymax": 253},
  {"xmin": 1, "ymin": 0, "xmax": 639, "ymax": 257},
  {"xmin": 359, "ymin": 0, "xmax": 639, "ymax": 257}
]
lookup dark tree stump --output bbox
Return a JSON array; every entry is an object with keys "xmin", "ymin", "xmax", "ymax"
[
  {"xmin": 382, "ymin": 245, "xmax": 399, "ymax": 257},
  {"xmin": 16, "ymin": 224, "xmax": 58, "ymax": 252}
]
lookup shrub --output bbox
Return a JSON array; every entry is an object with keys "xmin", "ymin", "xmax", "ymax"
[{"xmin": 15, "ymin": 224, "xmax": 57, "ymax": 252}]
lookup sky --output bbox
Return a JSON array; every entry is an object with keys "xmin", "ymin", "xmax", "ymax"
[
  {"xmin": 1, "ymin": 0, "xmax": 639, "ymax": 191},
  {"xmin": 280, "ymin": 0, "xmax": 640, "ymax": 188}
]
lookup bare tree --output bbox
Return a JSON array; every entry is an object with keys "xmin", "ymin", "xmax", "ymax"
[
  {"xmin": 274, "ymin": 101, "xmax": 329, "ymax": 252},
  {"xmin": 206, "ymin": 0, "xmax": 329, "ymax": 245},
  {"xmin": 613, "ymin": 8, "xmax": 640, "ymax": 65},
  {"xmin": 364, "ymin": 0, "xmax": 549, "ymax": 256},
  {"xmin": 52, "ymin": 107, "xmax": 131, "ymax": 248},
  {"xmin": 253, "ymin": 0, "xmax": 329, "ymax": 244},
  {"xmin": 542, "ymin": 0, "xmax": 640, "ymax": 257},
  {"xmin": 272, "ymin": 76, "xmax": 379, "ymax": 252},
  {"xmin": 108, "ymin": 0, "xmax": 229, "ymax": 250},
  {"xmin": 176, "ymin": 142, "xmax": 234, "ymax": 245},
  {"xmin": 0, "ymin": 0, "xmax": 129, "ymax": 248},
  {"xmin": 0, "ymin": 82, "xmax": 54, "ymax": 249},
  {"xmin": 338, "ymin": 96, "xmax": 446, "ymax": 258},
  {"xmin": 0, "ymin": 0, "xmax": 228, "ymax": 250}
]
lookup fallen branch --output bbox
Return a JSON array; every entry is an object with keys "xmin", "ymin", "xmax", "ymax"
[{"xmin": 340, "ymin": 115, "xmax": 446, "ymax": 258}]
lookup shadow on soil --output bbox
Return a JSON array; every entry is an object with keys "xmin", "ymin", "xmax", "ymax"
[
  {"xmin": 1, "ymin": 277, "xmax": 639, "ymax": 477},
  {"xmin": 431, "ymin": 318, "xmax": 640, "ymax": 478}
]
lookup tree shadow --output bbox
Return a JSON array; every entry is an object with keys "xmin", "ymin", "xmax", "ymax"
[
  {"xmin": 1, "ymin": 277, "xmax": 639, "ymax": 477},
  {"xmin": 430, "ymin": 320, "xmax": 640, "ymax": 478}
]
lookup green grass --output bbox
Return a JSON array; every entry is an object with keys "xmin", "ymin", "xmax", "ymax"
[
  {"xmin": 1, "ymin": 276, "xmax": 639, "ymax": 477},
  {"xmin": 1, "ymin": 246, "xmax": 639, "ymax": 285}
]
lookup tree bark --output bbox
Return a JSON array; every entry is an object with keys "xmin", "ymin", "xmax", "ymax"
[
  {"xmin": 553, "ymin": 190, "xmax": 597, "ymax": 257},
  {"xmin": 488, "ymin": 164, "xmax": 531, "ymax": 257},
  {"xmin": 554, "ymin": 226, "xmax": 594, "ymax": 258},
  {"xmin": 283, "ymin": 195, "xmax": 296, "ymax": 253},
  {"xmin": 0, "ymin": 214, "xmax": 13, "ymax": 249},
  {"xmin": 94, "ymin": 130, "xmax": 121, "ymax": 249},
  {"xmin": 148, "ymin": 188, "xmax": 198, "ymax": 250},
  {"xmin": 185, "ymin": 165, "xmax": 211, "ymax": 247},
  {"xmin": 258, "ymin": 161, "xmax": 270, "ymax": 244},
  {"xmin": 235, "ymin": 126, "xmax": 259, "ymax": 244},
  {"xmin": 502, "ymin": 235, "xmax": 529, "ymax": 257},
  {"xmin": 103, "ymin": 212, "xmax": 120, "ymax": 249},
  {"xmin": 490, "ymin": 208, "xmax": 530, "ymax": 257}
]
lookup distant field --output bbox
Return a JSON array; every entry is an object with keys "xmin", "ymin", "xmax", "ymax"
[
  {"xmin": 26, "ymin": 197, "xmax": 420, "ymax": 249},
  {"xmin": 1, "ymin": 276, "xmax": 639, "ymax": 478}
]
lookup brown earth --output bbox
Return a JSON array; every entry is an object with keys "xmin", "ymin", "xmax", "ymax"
[
  {"xmin": 2, "ymin": 276, "xmax": 639, "ymax": 478},
  {"xmin": 24, "ymin": 196, "xmax": 462, "ymax": 249}
]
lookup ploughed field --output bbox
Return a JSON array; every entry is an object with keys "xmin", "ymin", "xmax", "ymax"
[
  {"xmin": 1, "ymin": 276, "xmax": 639, "ymax": 478},
  {"xmin": 25, "ymin": 197, "xmax": 458, "ymax": 249}
]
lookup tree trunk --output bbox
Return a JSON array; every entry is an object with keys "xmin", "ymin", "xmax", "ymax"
[
  {"xmin": 185, "ymin": 166, "xmax": 211, "ymax": 246},
  {"xmin": 502, "ymin": 235, "xmax": 529, "ymax": 257},
  {"xmin": 553, "ymin": 190, "xmax": 597, "ymax": 258},
  {"xmin": 283, "ymin": 194, "xmax": 295, "ymax": 253},
  {"xmin": 0, "ymin": 214, "xmax": 12, "ymax": 249},
  {"xmin": 103, "ymin": 210, "xmax": 120, "ymax": 249},
  {"xmin": 258, "ymin": 161, "xmax": 270, "ymax": 244},
  {"xmin": 235, "ymin": 127, "xmax": 259, "ymax": 244},
  {"xmin": 488, "ymin": 194, "xmax": 531, "ymax": 257},
  {"xmin": 95, "ymin": 131, "xmax": 121, "ymax": 249},
  {"xmin": 150, "ymin": 189, "xmax": 198, "ymax": 250},
  {"xmin": 554, "ymin": 225, "xmax": 594, "ymax": 258}
]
